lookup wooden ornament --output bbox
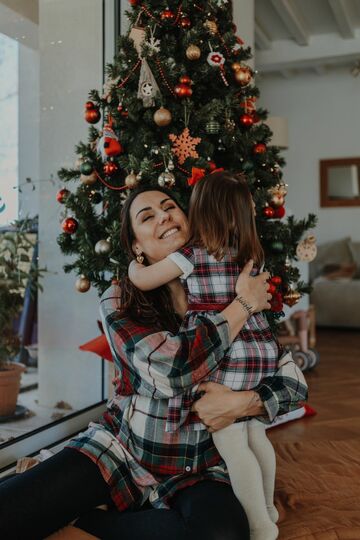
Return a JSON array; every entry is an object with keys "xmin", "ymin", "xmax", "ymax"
[{"xmin": 296, "ymin": 236, "xmax": 318, "ymax": 262}]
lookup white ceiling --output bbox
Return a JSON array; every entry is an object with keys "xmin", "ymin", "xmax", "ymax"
[{"xmin": 255, "ymin": 0, "xmax": 360, "ymax": 76}]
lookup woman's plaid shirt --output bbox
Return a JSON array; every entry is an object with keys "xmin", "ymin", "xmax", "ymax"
[{"xmin": 67, "ymin": 284, "xmax": 307, "ymax": 511}]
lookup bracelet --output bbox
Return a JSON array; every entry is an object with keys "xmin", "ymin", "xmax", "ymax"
[{"xmin": 235, "ymin": 295, "xmax": 254, "ymax": 318}]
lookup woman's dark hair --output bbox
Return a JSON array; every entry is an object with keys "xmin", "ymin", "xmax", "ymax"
[
  {"xmin": 188, "ymin": 171, "xmax": 264, "ymax": 266},
  {"xmin": 118, "ymin": 185, "xmax": 185, "ymax": 332}
]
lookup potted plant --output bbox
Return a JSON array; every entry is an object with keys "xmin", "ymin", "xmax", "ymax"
[{"xmin": 0, "ymin": 217, "xmax": 45, "ymax": 416}]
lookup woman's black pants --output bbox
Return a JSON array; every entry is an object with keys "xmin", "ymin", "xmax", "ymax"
[{"xmin": 0, "ymin": 448, "xmax": 250, "ymax": 540}]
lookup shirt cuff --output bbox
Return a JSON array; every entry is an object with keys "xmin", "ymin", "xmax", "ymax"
[
  {"xmin": 167, "ymin": 252, "xmax": 194, "ymax": 279},
  {"xmin": 254, "ymin": 383, "xmax": 279, "ymax": 423}
]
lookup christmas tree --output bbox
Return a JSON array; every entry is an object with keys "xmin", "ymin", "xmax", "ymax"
[{"xmin": 57, "ymin": 0, "xmax": 317, "ymax": 325}]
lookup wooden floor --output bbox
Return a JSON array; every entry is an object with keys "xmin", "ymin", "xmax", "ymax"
[{"xmin": 269, "ymin": 327, "xmax": 360, "ymax": 444}]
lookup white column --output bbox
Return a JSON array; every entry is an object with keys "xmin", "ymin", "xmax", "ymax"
[{"xmin": 38, "ymin": 0, "xmax": 104, "ymax": 409}]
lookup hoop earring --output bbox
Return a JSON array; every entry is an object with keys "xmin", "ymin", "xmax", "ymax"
[{"xmin": 136, "ymin": 253, "xmax": 144, "ymax": 264}]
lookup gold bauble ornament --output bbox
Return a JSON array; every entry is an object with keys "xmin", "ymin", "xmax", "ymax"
[
  {"xmin": 75, "ymin": 275, "xmax": 91, "ymax": 293},
  {"xmin": 186, "ymin": 44, "xmax": 201, "ymax": 60},
  {"xmin": 80, "ymin": 172, "xmax": 97, "ymax": 186},
  {"xmin": 95, "ymin": 239, "xmax": 111, "ymax": 255},
  {"xmin": 204, "ymin": 19, "xmax": 218, "ymax": 34},
  {"xmin": 125, "ymin": 171, "xmax": 139, "ymax": 188},
  {"xmin": 283, "ymin": 288, "xmax": 301, "ymax": 307},
  {"xmin": 153, "ymin": 107, "xmax": 172, "ymax": 127},
  {"xmin": 234, "ymin": 66, "xmax": 252, "ymax": 86},
  {"xmin": 231, "ymin": 62, "xmax": 242, "ymax": 72}
]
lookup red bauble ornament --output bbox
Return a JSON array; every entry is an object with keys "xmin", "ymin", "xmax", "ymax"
[
  {"xmin": 85, "ymin": 101, "xmax": 95, "ymax": 110},
  {"xmin": 175, "ymin": 83, "xmax": 193, "ymax": 98},
  {"xmin": 270, "ymin": 276, "xmax": 282, "ymax": 286},
  {"xmin": 85, "ymin": 108, "xmax": 101, "ymax": 124},
  {"xmin": 62, "ymin": 217, "xmax": 78, "ymax": 234},
  {"xmin": 239, "ymin": 114, "xmax": 254, "ymax": 127},
  {"xmin": 103, "ymin": 161, "xmax": 118, "ymax": 176},
  {"xmin": 270, "ymin": 292, "xmax": 283, "ymax": 313},
  {"xmin": 273, "ymin": 205, "xmax": 286, "ymax": 218},
  {"xmin": 267, "ymin": 282, "xmax": 277, "ymax": 295},
  {"xmin": 263, "ymin": 206, "xmax": 275, "ymax": 218},
  {"xmin": 179, "ymin": 16, "xmax": 191, "ymax": 28},
  {"xmin": 56, "ymin": 188, "xmax": 70, "ymax": 204},
  {"xmin": 129, "ymin": 0, "xmax": 138, "ymax": 4},
  {"xmin": 180, "ymin": 75, "xmax": 192, "ymax": 85},
  {"xmin": 161, "ymin": 9, "xmax": 175, "ymax": 21},
  {"xmin": 253, "ymin": 143, "xmax": 267, "ymax": 154},
  {"xmin": 208, "ymin": 161, "xmax": 217, "ymax": 171}
]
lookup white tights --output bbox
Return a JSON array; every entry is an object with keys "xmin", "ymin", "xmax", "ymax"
[{"xmin": 213, "ymin": 419, "xmax": 279, "ymax": 540}]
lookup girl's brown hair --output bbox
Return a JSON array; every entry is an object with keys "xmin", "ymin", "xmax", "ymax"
[
  {"xmin": 118, "ymin": 186, "xmax": 184, "ymax": 332},
  {"xmin": 188, "ymin": 170, "xmax": 264, "ymax": 266}
]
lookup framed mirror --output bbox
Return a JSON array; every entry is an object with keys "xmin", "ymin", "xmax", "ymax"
[{"xmin": 320, "ymin": 158, "xmax": 360, "ymax": 207}]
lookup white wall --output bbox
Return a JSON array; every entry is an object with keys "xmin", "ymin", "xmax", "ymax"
[
  {"xmin": 18, "ymin": 43, "xmax": 39, "ymax": 219},
  {"xmin": 233, "ymin": 0, "xmax": 254, "ymax": 67},
  {"xmin": 38, "ymin": 0, "xmax": 104, "ymax": 409},
  {"xmin": 258, "ymin": 68, "xmax": 360, "ymax": 245}
]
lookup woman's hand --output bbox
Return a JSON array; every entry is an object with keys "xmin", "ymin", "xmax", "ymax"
[
  {"xmin": 235, "ymin": 259, "xmax": 271, "ymax": 314},
  {"xmin": 191, "ymin": 382, "xmax": 266, "ymax": 433}
]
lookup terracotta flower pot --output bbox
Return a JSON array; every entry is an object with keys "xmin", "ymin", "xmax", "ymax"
[{"xmin": 0, "ymin": 362, "xmax": 26, "ymax": 417}]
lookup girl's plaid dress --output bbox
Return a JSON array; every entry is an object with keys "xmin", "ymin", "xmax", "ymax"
[
  {"xmin": 166, "ymin": 246, "xmax": 305, "ymax": 432},
  {"xmin": 67, "ymin": 283, "xmax": 307, "ymax": 512}
]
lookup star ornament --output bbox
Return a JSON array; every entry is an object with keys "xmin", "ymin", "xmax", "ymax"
[{"xmin": 169, "ymin": 128, "xmax": 202, "ymax": 165}]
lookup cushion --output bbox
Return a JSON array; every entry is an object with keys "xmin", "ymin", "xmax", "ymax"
[
  {"xmin": 348, "ymin": 240, "xmax": 360, "ymax": 278},
  {"xmin": 321, "ymin": 263, "xmax": 356, "ymax": 280},
  {"xmin": 309, "ymin": 237, "xmax": 353, "ymax": 281}
]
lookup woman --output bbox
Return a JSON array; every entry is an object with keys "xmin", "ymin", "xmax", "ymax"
[{"xmin": 0, "ymin": 186, "xmax": 301, "ymax": 540}]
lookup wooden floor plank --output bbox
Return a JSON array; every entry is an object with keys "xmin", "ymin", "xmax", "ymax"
[{"xmin": 269, "ymin": 328, "xmax": 360, "ymax": 444}]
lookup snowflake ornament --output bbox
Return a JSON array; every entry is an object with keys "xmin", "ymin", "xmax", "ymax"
[
  {"xmin": 145, "ymin": 35, "xmax": 161, "ymax": 55},
  {"xmin": 169, "ymin": 128, "xmax": 202, "ymax": 165},
  {"xmin": 207, "ymin": 51, "xmax": 225, "ymax": 67}
]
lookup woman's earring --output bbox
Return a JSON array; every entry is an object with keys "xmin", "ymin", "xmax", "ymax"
[{"xmin": 136, "ymin": 253, "xmax": 144, "ymax": 264}]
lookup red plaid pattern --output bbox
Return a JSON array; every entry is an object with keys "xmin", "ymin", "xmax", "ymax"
[{"xmin": 166, "ymin": 246, "xmax": 279, "ymax": 432}]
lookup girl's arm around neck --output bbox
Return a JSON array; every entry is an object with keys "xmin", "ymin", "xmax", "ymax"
[{"xmin": 128, "ymin": 257, "xmax": 182, "ymax": 291}]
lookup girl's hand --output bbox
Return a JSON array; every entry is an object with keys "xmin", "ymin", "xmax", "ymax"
[
  {"xmin": 191, "ymin": 382, "xmax": 265, "ymax": 432},
  {"xmin": 235, "ymin": 259, "xmax": 271, "ymax": 313}
]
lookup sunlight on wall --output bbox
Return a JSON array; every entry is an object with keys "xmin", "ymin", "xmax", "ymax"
[{"xmin": 0, "ymin": 33, "xmax": 18, "ymax": 226}]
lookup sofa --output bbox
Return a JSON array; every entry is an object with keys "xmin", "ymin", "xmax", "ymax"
[{"xmin": 310, "ymin": 237, "xmax": 360, "ymax": 328}]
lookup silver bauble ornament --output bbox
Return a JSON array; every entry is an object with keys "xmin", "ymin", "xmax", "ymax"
[
  {"xmin": 158, "ymin": 171, "xmax": 175, "ymax": 187},
  {"xmin": 95, "ymin": 239, "xmax": 111, "ymax": 255},
  {"xmin": 80, "ymin": 172, "xmax": 97, "ymax": 186}
]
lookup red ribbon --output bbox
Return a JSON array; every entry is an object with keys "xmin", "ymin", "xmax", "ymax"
[{"xmin": 187, "ymin": 167, "xmax": 225, "ymax": 186}]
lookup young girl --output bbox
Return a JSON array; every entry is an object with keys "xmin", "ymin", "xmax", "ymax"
[{"xmin": 129, "ymin": 171, "xmax": 306, "ymax": 540}]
